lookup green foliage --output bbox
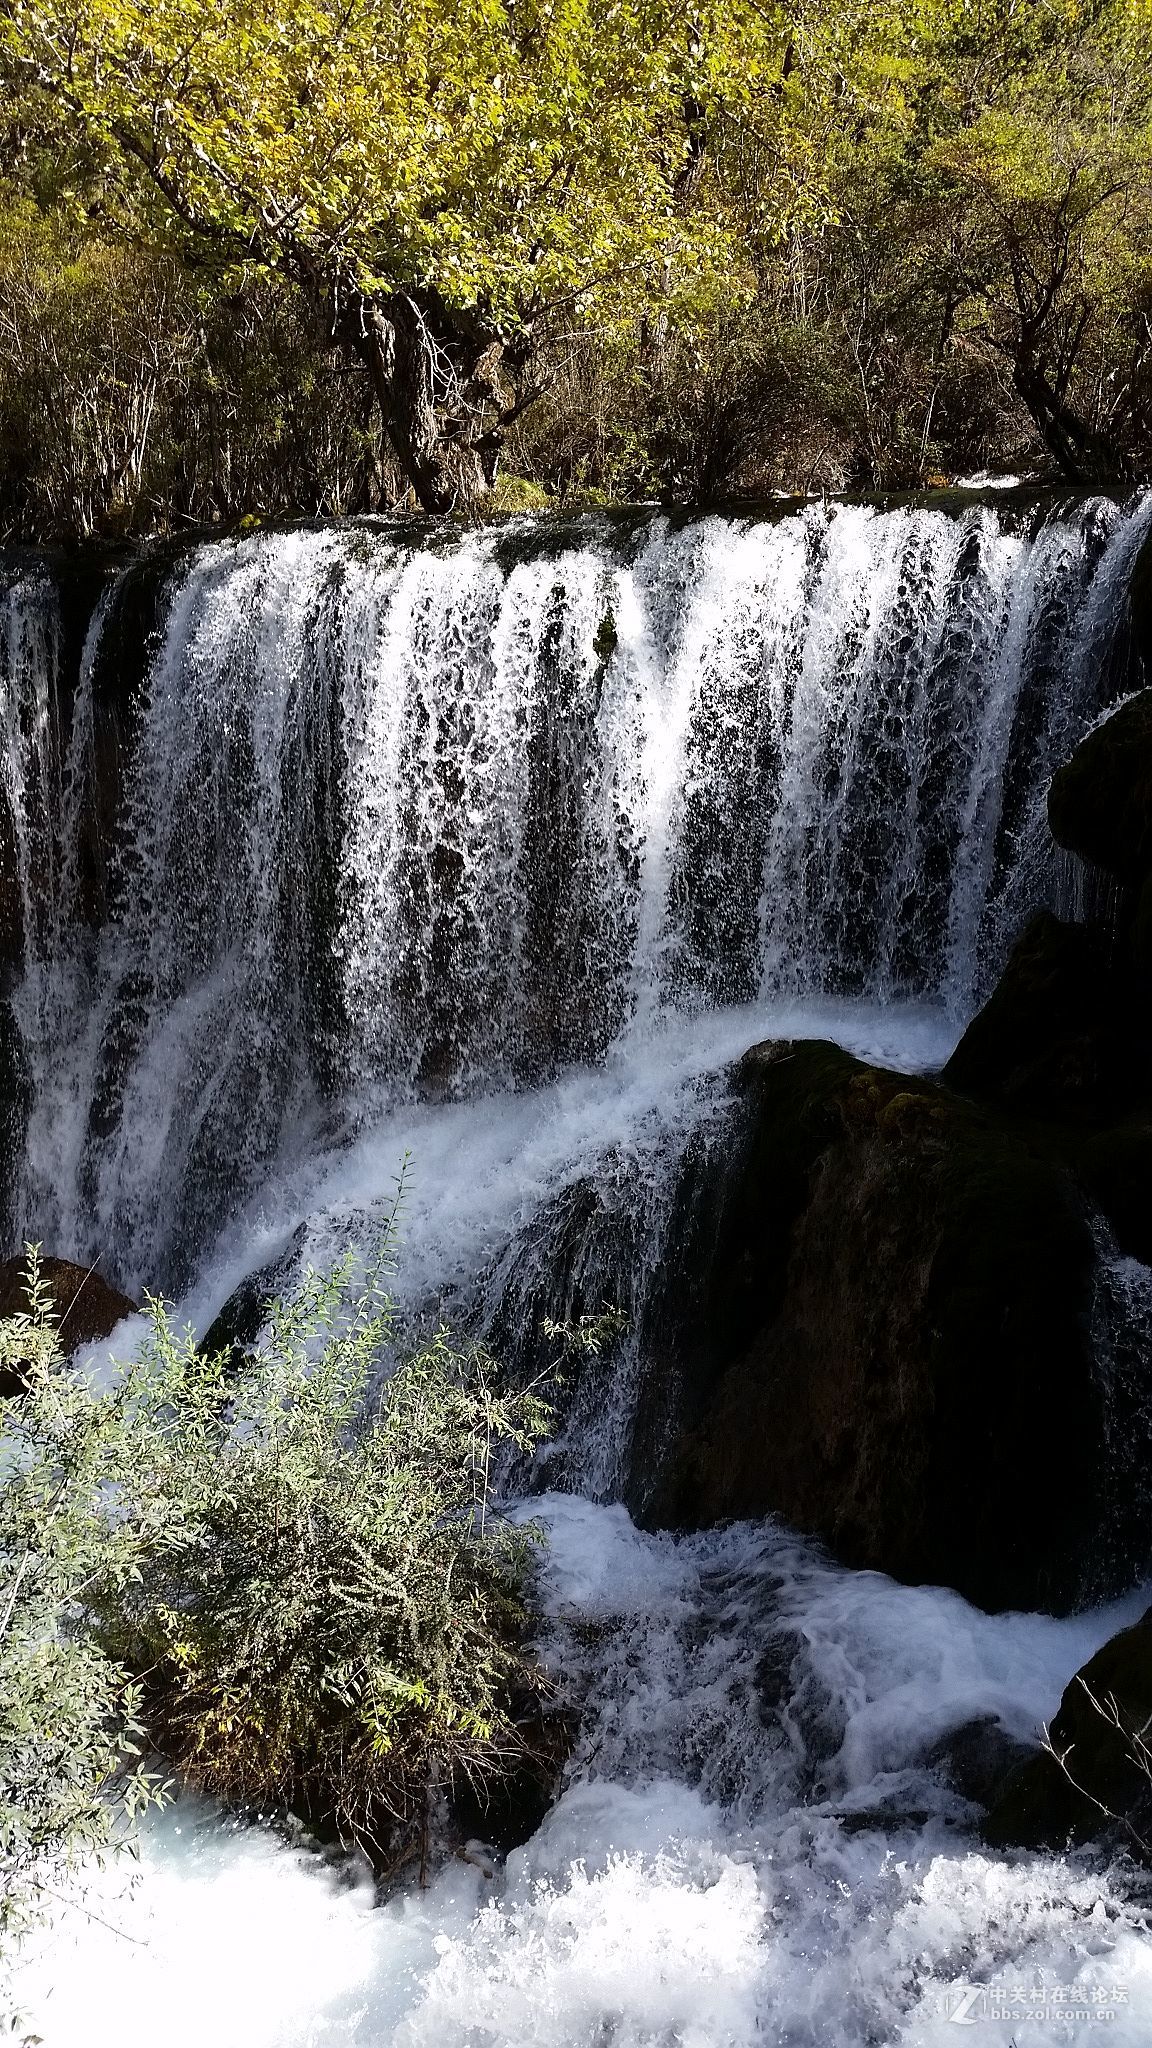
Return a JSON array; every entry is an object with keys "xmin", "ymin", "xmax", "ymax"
[
  {"xmin": 0, "ymin": 195, "xmax": 396, "ymax": 538},
  {"xmin": 1, "ymin": 0, "xmax": 1151, "ymax": 516},
  {"xmin": 90, "ymin": 1259, "xmax": 553, "ymax": 1862},
  {"xmin": 0, "ymin": 0, "xmax": 816, "ymax": 507},
  {"xmin": 487, "ymin": 473, "xmax": 553, "ymax": 514},
  {"xmin": 0, "ymin": 1249, "xmax": 168, "ymax": 2012},
  {"xmin": 0, "ymin": 0, "xmax": 797, "ymax": 323},
  {"xmin": 542, "ymin": 1306, "xmax": 628, "ymax": 1359},
  {"xmin": 0, "ymin": 1235, "xmax": 553, "ymax": 1982}
]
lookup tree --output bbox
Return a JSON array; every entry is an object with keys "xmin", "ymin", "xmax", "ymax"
[
  {"xmin": 881, "ymin": 0, "xmax": 1152, "ymax": 482},
  {"xmin": 0, "ymin": 0, "xmax": 813, "ymax": 510},
  {"xmin": 5, "ymin": 0, "xmax": 1149, "ymax": 516}
]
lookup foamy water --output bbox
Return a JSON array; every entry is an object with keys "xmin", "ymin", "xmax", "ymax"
[
  {"xmin": 156, "ymin": 994, "xmax": 957, "ymax": 1340},
  {"xmin": 18, "ymin": 1497, "xmax": 1152, "ymax": 2047}
]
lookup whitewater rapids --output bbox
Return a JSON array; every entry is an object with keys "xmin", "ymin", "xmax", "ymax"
[{"xmin": 16, "ymin": 1495, "xmax": 1152, "ymax": 2047}]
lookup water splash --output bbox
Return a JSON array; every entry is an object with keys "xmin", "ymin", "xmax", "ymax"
[{"xmin": 16, "ymin": 1498, "xmax": 1152, "ymax": 2048}]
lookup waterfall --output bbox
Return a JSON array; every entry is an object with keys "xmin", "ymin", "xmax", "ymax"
[
  {"xmin": 3, "ymin": 492, "xmax": 1145, "ymax": 1295},
  {"xmin": 7, "ymin": 493, "xmax": 1152, "ymax": 2048}
]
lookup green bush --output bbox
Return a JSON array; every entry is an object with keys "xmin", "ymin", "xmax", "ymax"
[
  {"xmin": 0, "ymin": 1252, "xmax": 167, "ymax": 2009},
  {"xmin": 0, "ymin": 1241, "xmax": 553, "ymax": 1943}
]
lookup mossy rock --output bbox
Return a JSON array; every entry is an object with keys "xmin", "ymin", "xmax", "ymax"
[
  {"xmin": 1048, "ymin": 689, "xmax": 1152, "ymax": 888},
  {"xmin": 657, "ymin": 1039, "xmax": 1103, "ymax": 1611},
  {"xmin": 983, "ymin": 1609, "xmax": 1152, "ymax": 1853},
  {"xmin": 486, "ymin": 474, "xmax": 553, "ymax": 514}
]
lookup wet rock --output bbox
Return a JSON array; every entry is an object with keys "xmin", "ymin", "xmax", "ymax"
[
  {"xmin": 1078, "ymin": 1119, "xmax": 1152, "ymax": 1268},
  {"xmin": 0, "ymin": 1254, "xmax": 139, "ymax": 1390},
  {"xmin": 200, "ymin": 1227, "xmax": 307, "ymax": 1366},
  {"xmin": 983, "ymin": 1608, "xmax": 1152, "ymax": 1854},
  {"xmin": 943, "ymin": 912, "xmax": 1152, "ymax": 1125},
  {"xmin": 754, "ymin": 1628, "xmax": 808, "ymax": 1721},
  {"xmin": 924, "ymin": 1716, "xmax": 1038, "ymax": 1808},
  {"xmin": 449, "ymin": 1703, "xmax": 575, "ymax": 1857},
  {"xmin": 940, "ymin": 909, "xmax": 1152, "ymax": 1268},
  {"xmin": 658, "ymin": 1039, "xmax": 1103, "ymax": 1612},
  {"xmin": 833, "ymin": 1805, "xmax": 934, "ymax": 1835},
  {"xmin": 1125, "ymin": 521, "xmax": 1152, "ymax": 689},
  {"xmin": 1048, "ymin": 689, "xmax": 1152, "ymax": 890}
]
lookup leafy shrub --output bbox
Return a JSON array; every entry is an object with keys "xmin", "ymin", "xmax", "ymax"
[
  {"xmin": 95, "ymin": 1260, "xmax": 553, "ymax": 1867},
  {"xmin": 0, "ymin": 1241, "xmax": 553, "ymax": 1935},
  {"xmin": 0, "ymin": 1251, "xmax": 167, "ymax": 2006}
]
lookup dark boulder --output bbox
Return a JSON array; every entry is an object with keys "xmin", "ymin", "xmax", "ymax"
[
  {"xmin": 924, "ymin": 1716, "xmax": 1038, "ymax": 1808},
  {"xmin": 0, "ymin": 1254, "xmax": 139, "ymax": 1392},
  {"xmin": 1078, "ymin": 1119, "xmax": 1152, "ymax": 1269},
  {"xmin": 1048, "ymin": 689, "xmax": 1152, "ymax": 890},
  {"xmin": 940, "ymin": 912, "xmax": 1152, "ymax": 1269},
  {"xmin": 199, "ymin": 1227, "xmax": 307, "ymax": 1367},
  {"xmin": 983, "ymin": 1608, "xmax": 1152, "ymax": 1854},
  {"xmin": 658, "ymin": 1039, "xmax": 1103, "ymax": 1612},
  {"xmin": 0, "ymin": 1255, "xmax": 139, "ymax": 1352},
  {"xmin": 943, "ymin": 912, "xmax": 1152, "ymax": 1125}
]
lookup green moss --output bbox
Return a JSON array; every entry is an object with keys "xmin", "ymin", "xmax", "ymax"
[
  {"xmin": 593, "ymin": 607, "xmax": 618, "ymax": 664},
  {"xmin": 487, "ymin": 473, "xmax": 553, "ymax": 513}
]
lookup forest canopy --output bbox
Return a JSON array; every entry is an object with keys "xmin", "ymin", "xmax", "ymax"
[{"xmin": 0, "ymin": 0, "xmax": 1150, "ymax": 530}]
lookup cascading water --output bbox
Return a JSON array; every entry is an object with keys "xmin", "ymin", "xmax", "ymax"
[
  {"xmin": 5, "ymin": 491, "xmax": 1152, "ymax": 2047},
  {"xmin": 15, "ymin": 1499, "xmax": 1152, "ymax": 2047},
  {"xmin": 5, "ymin": 491, "xmax": 1148, "ymax": 1296}
]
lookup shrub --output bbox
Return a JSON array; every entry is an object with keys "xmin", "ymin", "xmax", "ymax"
[
  {"xmin": 0, "ymin": 1251, "xmax": 167, "ymax": 2012},
  {"xmin": 0, "ymin": 1240, "xmax": 553, "ymax": 1926}
]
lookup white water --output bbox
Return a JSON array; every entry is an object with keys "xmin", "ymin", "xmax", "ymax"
[
  {"xmin": 18, "ymin": 1498, "xmax": 1152, "ymax": 2047},
  {"xmin": 5, "ymin": 496, "xmax": 1152, "ymax": 2043},
  {"xmin": 4, "ymin": 495, "xmax": 1148, "ymax": 1293}
]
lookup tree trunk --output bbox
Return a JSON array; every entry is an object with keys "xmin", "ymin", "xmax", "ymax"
[
  {"xmin": 1012, "ymin": 342, "xmax": 1129, "ymax": 486},
  {"xmin": 346, "ymin": 292, "xmax": 503, "ymax": 515}
]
